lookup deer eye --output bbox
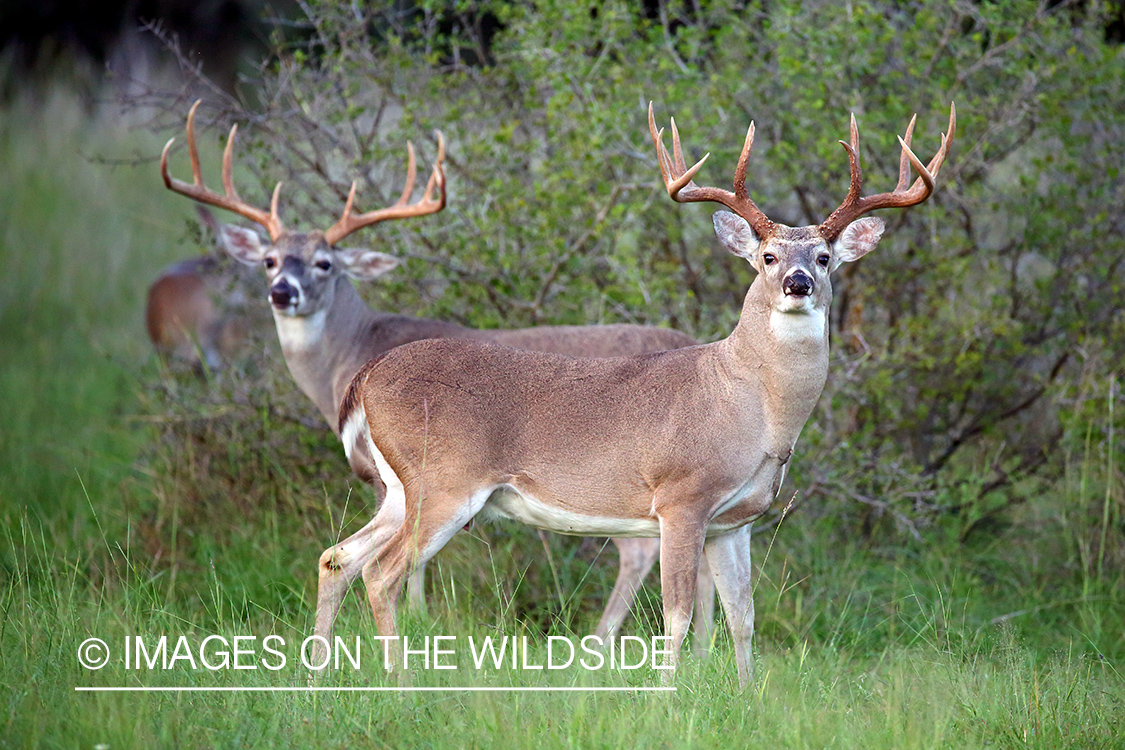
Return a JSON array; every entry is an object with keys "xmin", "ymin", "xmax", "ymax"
[
  {"xmin": 762, "ymin": 253, "xmax": 776, "ymax": 266},
  {"xmin": 263, "ymin": 257, "xmax": 277, "ymax": 270},
  {"xmin": 315, "ymin": 259, "xmax": 332, "ymax": 271},
  {"xmin": 817, "ymin": 254, "xmax": 830, "ymax": 267}
]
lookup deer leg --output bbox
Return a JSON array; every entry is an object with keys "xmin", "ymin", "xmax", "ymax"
[
  {"xmin": 704, "ymin": 524, "xmax": 755, "ymax": 688},
  {"xmin": 593, "ymin": 537, "xmax": 660, "ymax": 641},
  {"xmin": 344, "ymin": 431, "xmax": 428, "ymax": 613},
  {"xmin": 594, "ymin": 537, "xmax": 716, "ymax": 657},
  {"xmin": 692, "ymin": 554, "xmax": 716, "ymax": 658},
  {"xmin": 361, "ymin": 486, "xmax": 490, "ymax": 664},
  {"xmin": 656, "ymin": 513, "xmax": 707, "ymax": 681},
  {"xmin": 312, "ymin": 480, "xmax": 404, "ymax": 668}
]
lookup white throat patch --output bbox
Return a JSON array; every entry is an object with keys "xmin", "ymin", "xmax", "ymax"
[
  {"xmin": 769, "ymin": 308, "xmax": 826, "ymax": 343},
  {"xmin": 273, "ymin": 307, "xmax": 327, "ymax": 351}
]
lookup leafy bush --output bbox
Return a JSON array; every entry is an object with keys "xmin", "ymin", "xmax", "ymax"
[{"xmin": 128, "ymin": 0, "xmax": 1123, "ymax": 567}]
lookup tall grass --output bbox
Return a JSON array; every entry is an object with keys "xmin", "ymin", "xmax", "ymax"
[
  {"xmin": 1, "ymin": 86, "xmax": 1122, "ymax": 748},
  {"xmin": 0, "ymin": 88, "xmax": 180, "ymax": 545}
]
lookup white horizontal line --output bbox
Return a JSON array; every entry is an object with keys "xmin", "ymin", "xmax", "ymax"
[{"xmin": 75, "ymin": 686, "xmax": 675, "ymax": 693}]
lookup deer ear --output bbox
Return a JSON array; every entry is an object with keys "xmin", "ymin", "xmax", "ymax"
[
  {"xmin": 833, "ymin": 217, "xmax": 885, "ymax": 269},
  {"xmin": 219, "ymin": 225, "xmax": 265, "ymax": 266},
  {"xmin": 713, "ymin": 211, "xmax": 762, "ymax": 267},
  {"xmin": 334, "ymin": 247, "xmax": 400, "ymax": 280}
]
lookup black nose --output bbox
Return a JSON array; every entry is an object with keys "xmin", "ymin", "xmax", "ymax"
[
  {"xmin": 270, "ymin": 280, "xmax": 297, "ymax": 307},
  {"xmin": 783, "ymin": 270, "xmax": 813, "ymax": 297}
]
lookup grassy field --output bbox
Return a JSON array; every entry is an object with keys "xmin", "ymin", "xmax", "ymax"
[{"xmin": 2, "ymin": 88, "xmax": 1123, "ymax": 749}]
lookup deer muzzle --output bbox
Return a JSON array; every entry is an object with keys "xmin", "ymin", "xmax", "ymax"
[
  {"xmin": 782, "ymin": 269, "xmax": 813, "ymax": 297},
  {"xmin": 270, "ymin": 279, "xmax": 300, "ymax": 308}
]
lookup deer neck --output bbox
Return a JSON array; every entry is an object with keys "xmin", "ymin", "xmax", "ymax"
[
  {"xmin": 271, "ymin": 277, "xmax": 380, "ymax": 429},
  {"xmin": 722, "ymin": 277, "xmax": 830, "ymax": 455}
]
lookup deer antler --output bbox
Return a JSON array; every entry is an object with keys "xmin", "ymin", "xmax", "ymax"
[
  {"xmin": 323, "ymin": 133, "xmax": 447, "ymax": 247},
  {"xmin": 648, "ymin": 102, "xmax": 777, "ymax": 240},
  {"xmin": 161, "ymin": 100, "xmax": 284, "ymax": 242},
  {"xmin": 819, "ymin": 103, "xmax": 956, "ymax": 242}
]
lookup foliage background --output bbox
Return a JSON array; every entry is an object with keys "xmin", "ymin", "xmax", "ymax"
[
  {"xmin": 1, "ymin": 0, "xmax": 1123, "ymax": 747},
  {"xmin": 135, "ymin": 0, "xmax": 1124, "ymax": 543}
]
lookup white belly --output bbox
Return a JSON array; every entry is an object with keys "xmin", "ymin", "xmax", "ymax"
[
  {"xmin": 480, "ymin": 486, "xmax": 660, "ymax": 537},
  {"xmin": 705, "ymin": 512, "xmax": 764, "ymax": 536}
]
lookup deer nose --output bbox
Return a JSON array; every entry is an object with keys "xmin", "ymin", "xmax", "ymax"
[
  {"xmin": 270, "ymin": 279, "xmax": 298, "ymax": 307},
  {"xmin": 783, "ymin": 269, "xmax": 813, "ymax": 297}
]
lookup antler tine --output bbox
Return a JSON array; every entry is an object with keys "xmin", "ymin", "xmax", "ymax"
[
  {"xmin": 395, "ymin": 142, "xmax": 417, "ymax": 206},
  {"xmin": 430, "ymin": 131, "xmax": 447, "ymax": 203},
  {"xmin": 161, "ymin": 99, "xmax": 285, "ymax": 241},
  {"xmin": 647, "ymin": 101, "xmax": 776, "ymax": 239},
  {"xmin": 928, "ymin": 101, "xmax": 956, "ymax": 180},
  {"xmin": 895, "ymin": 114, "xmax": 917, "ymax": 192},
  {"xmin": 269, "ymin": 182, "xmax": 282, "ymax": 226},
  {"xmin": 422, "ymin": 132, "xmax": 447, "ymax": 205},
  {"xmin": 819, "ymin": 102, "xmax": 956, "ymax": 242},
  {"xmin": 647, "ymin": 103, "xmax": 674, "ymax": 190},
  {"xmin": 898, "ymin": 134, "xmax": 935, "ymax": 192},
  {"xmin": 669, "ymin": 117, "xmax": 689, "ymax": 175},
  {"xmin": 322, "ymin": 131, "xmax": 447, "ymax": 247},
  {"xmin": 221, "ymin": 123, "xmax": 238, "ymax": 198},
  {"xmin": 732, "ymin": 121, "xmax": 755, "ymax": 201},
  {"xmin": 835, "ymin": 113, "xmax": 864, "ymax": 211},
  {"xmin": 186, "ymin": 100, "xmax": 204, "ymax": 186}
]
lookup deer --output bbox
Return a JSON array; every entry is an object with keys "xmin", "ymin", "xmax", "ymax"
[
  {"xmin": 145, "ymin": 207, "xmax": 263, "ymax": 369},
  {"xmin": 146, "ymin": 255, "xmax": 231, "ymax": 368},
  {"xmin": 159, "ymin": 101, "xmax": 715, "ymax": 655},
  {"xmin": 329, "ymin": 101, "xmax": 955, "ymax": 685}
]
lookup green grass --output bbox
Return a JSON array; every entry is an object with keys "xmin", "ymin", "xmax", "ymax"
[
  {"xmin": 1, "ymin": 87, "xmax": 1123, "ymax": 749},
  {"xmin": 6, "ymin": 519, "xmax": 1122, "ymax": 749}
]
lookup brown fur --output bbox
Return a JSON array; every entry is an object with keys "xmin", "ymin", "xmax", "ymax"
[
  {"xmin": 146, "ymin": 269, "xmax": 213, "ymax": 351},
  {"xmin": 341, "ymin": 260, "xmax": 833, "ymax": 686},
  {"xmin": 159, "ymin": 106, "xmax": 711, "ymax": 656},
  {"xmin": 210, "ymin": 229, "xmax": 711, "ymax": 661},
  {"xmin": 145, "ymin": 256, "xmax": 258, "ymax": 369},
  {"xmin": 145, "ymin": 258, "xmax": 223, "ymax": 366},
  {"xmin": 328, "ymin": 103, "xmax": 947, "ymax": 685}
]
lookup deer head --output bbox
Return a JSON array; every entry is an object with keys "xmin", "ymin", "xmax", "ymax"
[
  {"xmin": 648, "ymin": 102, "xmax": 956, "ymax": 334},
  {"xmin": 161, "ymin": 100, "xmax": 446, "ymax": 320}
]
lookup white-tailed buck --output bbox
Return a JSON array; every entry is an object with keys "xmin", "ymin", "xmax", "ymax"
[
  {"xmin": 160, "ymin": 101, "xmax": 712, "ymax": 653},
  {"xmin": 333, "ymin": 101, "xmax": 955, "ymax": 685}
]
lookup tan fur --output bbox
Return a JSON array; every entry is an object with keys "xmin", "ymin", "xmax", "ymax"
[
  {"xmin": 333, "ymin": 104, "xmax": 948, "ymax": 685},
  {"xmin": 146, "ymin": 268, "xmax": 214, "ymax": 353},
  {"xmin": 145, "ymin": 258, "xmax": 238, "ymax": 368},
  {"xmin": 145, "ymin": 255, "xmax": 259, "ymax": 369},
  {"xmin": 212, "ymin": 231, "xmax": 713, "ymax": 666},
  {"xmin": 159, "ymin": 106, "xmax": 713, "ymax": 660},
  {"xmin": 341, "ymin": 252, "xmax": 832, "ymax": 686}
]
